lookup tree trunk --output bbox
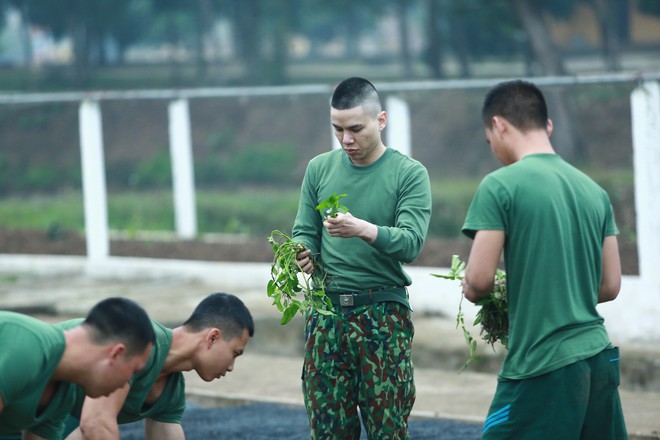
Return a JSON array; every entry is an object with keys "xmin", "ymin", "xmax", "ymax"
[
  {"xmin": 343, "ymin": 12, "xmax": 360, "ymax": 59},
  {"xmin": 512, "ymin": 0, "xmax": 566, "ymax": 75},
  {"xmin": 18, "ymin": 3, "xmax": 33, "ymax": 68},
  {"xmin": 450, "ymin": 5, "xmax": 471, "ymax": 78},
  {"xmin": 195, "ymin": 0, "xmax": 213, "ymax": 80},
  {"xmin": 166, "ymin": 13, "xmax": 182, "ymax": 84},
  {"xmin": 70, "ymin": 17, "xmax": 90, "ymax": 86},
  {"xmin": 511, "ymin": 0, "xmax": 585, "ymax": 163},
  {"xmin": 267, "ymin": 0, "xmax": 291, "ymax": 85},
  {"xmin": 233, "ymin": 0, "xmax": 262, "ymax": 84},
  {"xmin": 424, "ymin": 0, "xmax": 444, "ymax": 78},
  {"xmin": 592, "ymin": 0, "xmax": 621, "ymax": 71},
  {"xmin": 395, "ymin": 0, "xmax": 414, "ymax": 79}
]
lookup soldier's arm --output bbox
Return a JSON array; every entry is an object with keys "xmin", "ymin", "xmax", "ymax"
[{"xmin": 145, "ymin": 419, "xmax": 185, "ymax": 440}]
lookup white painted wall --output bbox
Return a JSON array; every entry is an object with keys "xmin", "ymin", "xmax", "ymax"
[{"xmin": 631, "ymin": 81, "xmax": 660, "ymax": 287}]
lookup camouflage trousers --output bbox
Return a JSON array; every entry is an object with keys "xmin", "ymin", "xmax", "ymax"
[{"xmin": 301, "ymin": 301, "xmax": 415, "ymax": 439}]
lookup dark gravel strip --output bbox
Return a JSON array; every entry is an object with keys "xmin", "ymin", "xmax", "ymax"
[{"xmin": 119, "ymin": 402, "xmax": 483, "ymax": 439}]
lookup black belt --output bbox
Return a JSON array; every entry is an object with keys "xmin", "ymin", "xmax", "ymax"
[{"xmin": 325, "ymin": 287, "xmax": 408, "ymax": 307}]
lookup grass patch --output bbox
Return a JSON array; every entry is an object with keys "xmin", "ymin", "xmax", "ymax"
[
  {"xmin": 0, "ymin": 191, "xmax": 84, "ymax": 232},
  {"xmin": 0, "ymin": 172, "xmax": 633, "ymax": 240},
  {"xmin": 0, "ymin": 187, "xmax": 302, "ymax": 238}
]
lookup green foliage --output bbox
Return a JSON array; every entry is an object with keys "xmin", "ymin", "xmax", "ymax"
[
  {"xmin": 267, "ymin": 230, "xmax": 333, "ymax": 325},
  {"xmin": 196, "ymin": 143, "xmax": 298, "ymax": 187},
  {"xmin": 266, "ymin": 192, "xmax": 351, "ymax": 324},
  {"xmin": 639, "ymin": 0, "xmax": 660, "ymax": 15},
  {"xmin": 207, "ymin": 129, "xmax": 237, "ymax": 153},
  {"xmin": 17, "ymin": 113, "xmax": 48, "ymax": 130},
  {"xmin": 227, "ymin": 143, "xmax": 297, "ymax": 184},
  {"xmin": 196, "ymin": 188, "xmax": 299, "ymax": 236},
  {"xmin": 0, "ymin": 192, "xmax": 84, "ymax": 231},
  {"xmin": 107, "ymin": 191, "xmax": 175, "ymax": 232},
  {"xmin": 428, "ymin": 178, "xmax": 479, "ymax": 238},
  {"xmin": 0, "ymin": 161, "xmax": 79, "ymax": 195},
  {"xmin": 0, "ymin": 171, "xmax": 636, "ymax": 241},
  {"xmin": 315, "ymin": 193, "xmax": 348, "ymax": 218},
  {"xmin": 432, "ymin": 255, "xmax": 508, "ymax": 372},
  {"xmin": 0, "ymin": 156, "xmax": 8, "ymax": 193},
  {"xmin": 131, "ymin": 151, "xmax": 172, "ymax": 188},
  {"xmin": 22, "ymin": 164, "xmax": 59, "ymax": 191}
]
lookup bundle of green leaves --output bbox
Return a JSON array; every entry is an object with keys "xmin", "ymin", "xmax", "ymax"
[
  {"xmin": 267, "ymin": 230, "xmax": 332, "ymax": 324},
  {"xmin": 432, "ymin": 255, "xmax": 508, "ymax": 371},
  {"xmin": 266, "ymin": 194, "xmax": 349, "ymax": 325}
]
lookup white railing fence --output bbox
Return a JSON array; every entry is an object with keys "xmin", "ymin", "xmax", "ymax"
[{"xmin": 0, "ymin": 73, "xmax": 658, "ymax": 290}]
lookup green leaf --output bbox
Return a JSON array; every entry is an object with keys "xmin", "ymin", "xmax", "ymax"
[
  {"xmin": 430, "ymin": 273, "xmax": 461, "ymax": 280},
  {"xmin": 280, "ymin": 303, "xmax": 300, "ymax": 325},
  {"xmin": 315, "ymin": 307, "xmax": 334, "ymax": 316},
  {"xmin": 315, "ymin": 193, "xmax": 349, "ymax": 218}
]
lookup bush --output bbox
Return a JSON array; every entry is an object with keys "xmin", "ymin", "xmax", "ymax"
[
  {"xmin": 196, "ymin": 143, "xmax": 299, "ymax": 187},
  {"xmin": 131, "ymin": 150, "xmax": 173, "ymax": 188}
]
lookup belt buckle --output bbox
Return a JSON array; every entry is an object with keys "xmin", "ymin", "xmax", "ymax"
[{"xmin": 339, "ymin": 293, "xmax": 354, "ymax": 306}]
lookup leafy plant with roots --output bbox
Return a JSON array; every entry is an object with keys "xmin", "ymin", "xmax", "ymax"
[
  {"xmin": 432, "ymin": 255, "xmax": 508, "ymax": 372},
  {"xmin": 267, "ymin": 230, "xmax": 333, "ymax": 325},
  {"xmin": 267, "ymin": 194, "xmax": 349, "ymax": 325}
]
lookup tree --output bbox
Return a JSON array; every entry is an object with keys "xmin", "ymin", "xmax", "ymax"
[
  {"xmin": 111, "ymin": 0, "xmax": 152, "ymax": 65},
  {"xmin": 15, "ymin": 0, "xmax": 145, "ymax": 84},
  {"xmin": 639, "ymin": 0, "xmax": 660, "ymax": 15},
  {"xmin": 511, "ymin": 0, "xmax": 585, "ymax": 163},
  {"xmin": 22, "ymin": 0, "xmax": 91, "ymax": 84},
  {"xmin": 229, "ymin": 0, "xmax": 263, "ymax": 84},
  {"xmin": 512, "ymin": 0, "xmax": 568, "ymax": 75},
  {"xmin": 583, "ymin": 0, "xmax": 622, "ymax": 71},
  {"xmin": 255, "ymin": 0, "xmax": 298, "ymax": 85},
  {"xmin": 394, "ymin": 0, "xmax": 414, "ymax": 79},
  {"xmin": 422, "ymin": 0, "xmax": 526, "ymax": 79},
  {"xmin": 424, "ymin": 0, "xmax": 444, "ymax": 78}
]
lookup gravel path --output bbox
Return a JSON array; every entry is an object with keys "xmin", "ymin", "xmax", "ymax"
[{"xmin": 119, "ymin": 402, "xmax": 483, "ymax": 439}]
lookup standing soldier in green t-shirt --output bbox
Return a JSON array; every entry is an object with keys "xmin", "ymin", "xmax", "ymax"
[
  {"xmin": 293, "ymin": 77, "xmax": 432, "ymax": 439},
  {"xmin": 62, "ymin": 292, "xmax": 254, "ymax": 440},
  {"xmin": 461, "ymin": 79, "xmax": 627, "ymax": 439},
  {"xmin": 0, "ymin": 297, "xmax": 154, "ymax": 440}
]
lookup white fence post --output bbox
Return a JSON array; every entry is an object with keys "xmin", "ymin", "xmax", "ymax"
[
  {"xmin": 385, "ymin": 96, "xmax": 411, "ymax": 156},
  {"xmin": 168, "ymin": 98, "xmax": 197, "ymax": 239},
  {"xmin": 631, "ymin": 81, "xmax": 660, "ymax": 288},
  {"xmin": 79, "ymin": 100, "xmax": 109, "ymax": 260}
]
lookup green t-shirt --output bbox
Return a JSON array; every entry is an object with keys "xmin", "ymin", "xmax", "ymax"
[
  {"xmin": 462, "ymin": 154, "xmax": 619, "ymax": 379},
  {"xmin": 0, "ymin": 312, "xmax": 76, "ymax": 439},
  {"xmin": 292, "ymin": 148, "xmax": 432, "ymax": 295},
  {"xmin": 62, "ymin": 319, "xmax": 186, "ymax": 425}
]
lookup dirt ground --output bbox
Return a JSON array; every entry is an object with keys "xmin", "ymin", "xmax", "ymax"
[{"xmin": 0, "ymin": 228, "xmax": 639, "ymax": 275}]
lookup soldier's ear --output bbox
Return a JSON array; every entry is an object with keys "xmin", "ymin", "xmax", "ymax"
[{"xmin": 206, "ymin": 328, "xmax": 221, "ymax": 348}]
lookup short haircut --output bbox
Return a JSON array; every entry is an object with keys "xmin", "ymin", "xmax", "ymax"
[
  {"xmin": 481, "ymin": 80, "xmax": 548, "ymax": 132},
  {"xmin": 183, "ymin": 292, "xmax": 255, "ymax": 340},
  {"xmin": 331, "ymin": 77, "xmax": 382, "ymax": 118},
  {"xmin": 84, "ymin": 297, "xmax": 155, "ymax": 358}
]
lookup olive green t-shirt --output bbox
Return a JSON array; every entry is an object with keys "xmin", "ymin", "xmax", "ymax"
[
  {"xmin": 0, "ymin": 312, "xmax": 76, "ymax": 438},
  {"xmin": 462, "ymin": 154, "xmax": 618, "ymax": 380},
  {"xmin": 292, "ymin": 147, "xmax": 432, "ymax": 294},
  {"xmin": 61, "ymin": 319, "xmax": 186, "ymax": 425}
]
